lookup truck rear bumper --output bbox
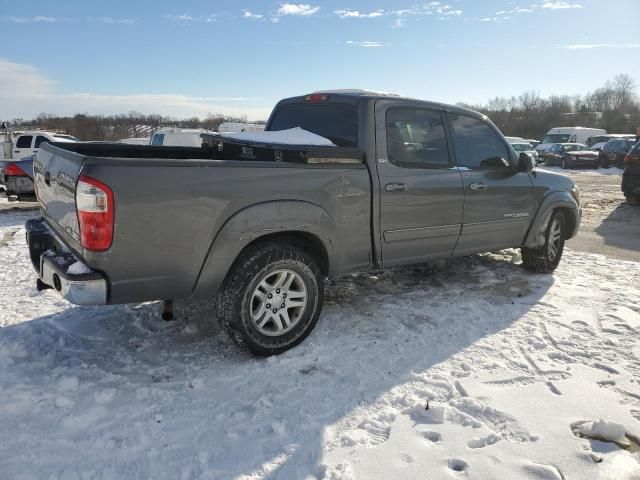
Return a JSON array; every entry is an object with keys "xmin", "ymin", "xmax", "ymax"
[{"xmin": 25, "ymin": 217, "xmax": 108, "ymax": 305}]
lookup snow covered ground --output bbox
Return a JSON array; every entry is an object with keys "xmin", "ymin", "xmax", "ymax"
[{"xmin": 1, "ymin": 187, "xmax": 640, "ymax": 479}]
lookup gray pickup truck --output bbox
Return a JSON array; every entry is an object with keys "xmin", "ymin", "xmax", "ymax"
[{"xmin": 26, "ymin": 90, "xmax": 581, "ymax": 355}]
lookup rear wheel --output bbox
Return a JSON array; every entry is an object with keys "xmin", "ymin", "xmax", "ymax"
[
  {"xmin": 521, "ymin": 211, "xmax": 566, "ymax": 273},
  {"xmin": 215, "ymin": 242, "xmax": 324, "ymax": 356}
]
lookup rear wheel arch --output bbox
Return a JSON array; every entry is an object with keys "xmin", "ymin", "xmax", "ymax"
[{"xmin": 192, "ymin": 201, "xmax": 336, "ymax": 298}]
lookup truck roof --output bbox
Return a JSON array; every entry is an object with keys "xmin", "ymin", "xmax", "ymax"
[{"xmin": 282, "ymin": 90, "xmax": 487, "ymax": 120}]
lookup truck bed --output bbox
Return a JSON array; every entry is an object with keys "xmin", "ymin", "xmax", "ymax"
[{"xmin": 33, "ymin": 141, "xmax": 372, "ymax": 304}]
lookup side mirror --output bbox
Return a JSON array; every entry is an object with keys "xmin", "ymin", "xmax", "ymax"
[
  {"xmin": 519, "ymin": 152, "xmax": 535, "ymax": 172},
  {"xmin": 480, "ymin": 156, "xmax": 511, "ymax": 168}
]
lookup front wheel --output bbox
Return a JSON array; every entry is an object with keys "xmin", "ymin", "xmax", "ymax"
[
  {"xmin": 561, "ymin": 159, "xmax": 567, "ymax": 169},
  {"xmin": 215, "ymin": 242, "xmax": 324, "ymax": 356},
  {"xmin": 521, "ymin": 211, "xmax": 566, "ymax": 273}
]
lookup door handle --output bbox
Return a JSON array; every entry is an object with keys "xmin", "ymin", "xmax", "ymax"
[
  {"xmin": 385, "ymin": 183, "xmax": 408, "ymax": 192},
  {"xmin": 469, "ymin": 182, "xmax": 488, "ymax": 191}
]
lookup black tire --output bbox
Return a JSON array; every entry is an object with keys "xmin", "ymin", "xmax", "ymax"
[
  {"xmin": 561, "ymin": 159, "xmax": 567, "ymax": 169},
  {"xmin": 521, "ymin": 211, "xmax": 566, "ymax": 273},
  {"xmin": 594, "ymin": 161, "xmax": 600, "ymax": 169},
  {"xmin": 215, "ymin": 242, "xmax": 324, "ymax": 356}
]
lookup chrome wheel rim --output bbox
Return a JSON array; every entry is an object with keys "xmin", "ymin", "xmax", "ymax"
[
  {"xmin": 548, "ymin": 217, "xmax": 562, "ymax": 261},
  {"xmin": 249, "ymin": 269, "xmax": 308, "ymax": 337}
]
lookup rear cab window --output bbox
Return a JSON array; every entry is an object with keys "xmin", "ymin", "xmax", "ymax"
[{"xmin": 268, "ymin": 101, "xmax": 358, "ymax": 147}]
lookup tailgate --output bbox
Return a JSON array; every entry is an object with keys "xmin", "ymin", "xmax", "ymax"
[{"xmin": 33, "ymin": 143, "xmax": 84, "ymax": 250}]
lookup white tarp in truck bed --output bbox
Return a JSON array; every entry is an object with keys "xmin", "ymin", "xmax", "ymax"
[{"xmin": 219, "ymin": 127, "xmax": 336, "ymax": 146}]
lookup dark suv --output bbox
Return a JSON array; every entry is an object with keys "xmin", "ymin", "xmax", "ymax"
[
  {"xmin": 622, "ymin": 141, "xmax": 640, "ymax": 204},
  {"xmin": 601, "ymin": 139, "xmax": 637, "ymax": 169}
]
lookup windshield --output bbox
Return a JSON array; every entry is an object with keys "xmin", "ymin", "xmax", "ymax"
[
  {"xmin": 268, "ymin": 102, "xmax": 358, "ymax": 147},
  {"xmin": 543, "ymin": 134, "xmax": 571, "ymax": 144},
  {"xmin": 563, "ymin": 144, "xmax": 588, "ymax": 152},
  {"xmin": 511, "ymin": 143, "xmax": 532, "ymax": 152}
]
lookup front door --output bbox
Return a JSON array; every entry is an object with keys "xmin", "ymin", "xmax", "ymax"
[
  {"xmin": 445, "ymin": 112, "xmax": 537, "ymax": 255},
  {"xmin": 375, "ymin": 102, "xmax": 464, "ymax": 266}
]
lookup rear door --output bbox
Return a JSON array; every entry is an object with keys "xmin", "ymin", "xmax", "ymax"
[
  {"xmin": 13, "ymin": 135, "xmax": 34, "ymax": 159},
  {"xmin": 445, "ymin": 112, "xmax": 537, "ymax": 255},
  {"xmin": 375, "ymin": 101, "xmax": 464, "ymax": 266}
]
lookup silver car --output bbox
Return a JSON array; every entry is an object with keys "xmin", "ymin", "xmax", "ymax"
[{"xmin": 510, "ymin": 141, "xmax": 539, "ymax": 165}]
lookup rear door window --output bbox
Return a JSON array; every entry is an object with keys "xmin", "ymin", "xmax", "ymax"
[
  {"xmin": 268, "ymin": 102, "xmax": 358, "ymax": 147},
  {"xmin": 16, "ymin": 135, "xmax": 33, "ymax": 149},
  {"xmin": 386, "ymin": 108, "xmax": 450, "ymax": 168},
  {"xmin": 447, "ymin": 114, "xmax": 509, "ymax": 169}
]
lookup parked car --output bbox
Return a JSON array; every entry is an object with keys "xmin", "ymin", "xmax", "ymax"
[
  {"xmin": 218, "ymin": 123, "xmax": 266, "ymax": 133},
  {"xmin": 0, "ymin": 154, "xmax": 36, "ymax": 201},
  {"xmin": 509, "ymin": 141, "xmax": 539, "ymax": 164},
  {"xmin": 26, "ymin": 90, "xmax": 581, "ymax": 356},
  {"xmin": 587, "ymin": 134, "xmax": 636, "ymax": 151},
  {"xmin": 150, "ymin": 128, "xmax": 216, "ymax": 147},
  {"xmin": 5, "ymin": 131, "xmax": 78, "ymax": 160},
  {"xmin": 536, "ymin": 127, "xmax": 607, "ymax": 158},
  {"xmin": 622, "ymin": 141, "xmax": 640, "ymax": 204},
  {"xmin": 600, "ymin": 138, "xmax": 637, "ymax": 168},
  {"xmin": 544, "ymin": 143, "xmax": 600, "ymax": 169}
]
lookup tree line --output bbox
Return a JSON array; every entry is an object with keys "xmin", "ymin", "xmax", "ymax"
[
  {"xmin": 7, "ymin": 112, "xmax": 261, "ymax": 141},
  {"xmin": 6, "ymin": 74, "xmax": 639, "ymax": 142},
  {"xmin": 461, "ymin": 74, "xmax": 639, "ymax": 140}
]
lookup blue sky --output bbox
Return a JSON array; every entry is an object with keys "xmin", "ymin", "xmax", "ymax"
[{"xmin": 2, "ymin": 0, "xmax": 639, "ymax": 120}]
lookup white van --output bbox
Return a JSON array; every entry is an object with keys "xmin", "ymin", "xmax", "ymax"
[
  {"xmin": 150, "ymin": 128, "xmax": 216, "ymax": 147},
  {"xmin": 536, "ymin": 127, "xmax": 607, "ymax": 155},
  {"xmin": 2, "ymin": 131, "xmax": 78, "ymax": 160}
]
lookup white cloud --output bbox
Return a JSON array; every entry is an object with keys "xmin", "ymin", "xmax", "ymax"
[
  {"xmin": 0, "ymin": 58, "xmax": 270, "ymax": 121},
  {"xmin": 3, "ymin": 16, "xmax": 58, "ymax": 23},
  {"xmin": 277, "ymin": 4, "xmax": 320, "ymax": 17},
  {"xmin": 101, "ymin": 17, "xmax": 135, "ymax": 25},
  {"xmin": 346, "ymin": 41, "xmax": 389, "ymax": 48},
  {"xmin": 243, "ymin": 10, "xmax": 264, "ymax": 20},
  {"xmin": 541, "ymin": 2, "xmax": 582, "ymax": 9},
  {"xmin": 165, "ymin": 13, "xmax": 218, "ymax": 23},
  {"xmin": 565, "ymin": 43, "xmax": 640, "ymax": 50},
  {"xmin": 334, "ymin": 9, "xmax": 385, "ymax": 18}
]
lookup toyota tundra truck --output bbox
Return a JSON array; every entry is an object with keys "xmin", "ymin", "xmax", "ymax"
[{"xmin": 25, "ymin": 90, "xmax": 581, "ymax": 356}]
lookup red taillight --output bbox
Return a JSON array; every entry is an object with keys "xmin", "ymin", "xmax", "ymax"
[
  {"xmin": 4, "ymin": 164, "xmax": 28, "ymax": 176},
  {"xmin": 305, "ymin": 93, "xmax": 330, "ymax": 102},
  {"xmin": 76, "ymin": 175, "xmax": 114, "ymax": 251}
]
